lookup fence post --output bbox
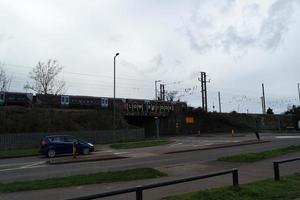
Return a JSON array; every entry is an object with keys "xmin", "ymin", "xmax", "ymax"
[
  {"xmin": 136, "ymin": 187, "xmax": 143, "ymax": 200},
  {"xmin": 273, "ymin": 162, "xmax": 280, "ymax": 181},
  {"xmin": 232, "ymin": 169, "xmax": 239, "ymax": 187}
]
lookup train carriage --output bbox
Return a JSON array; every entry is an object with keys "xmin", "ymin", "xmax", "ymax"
[
  {"xmin": 0, "ymin": 92, "xmax": 33, "ymax": 106},
  {"xmin": 1, "ymin": 91, "xmax": 187, "ymax": 116}
]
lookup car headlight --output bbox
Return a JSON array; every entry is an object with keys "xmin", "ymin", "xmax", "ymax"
[{"xmin": 87, "ymin": 143, "xmax": 94, "ymax": 147}]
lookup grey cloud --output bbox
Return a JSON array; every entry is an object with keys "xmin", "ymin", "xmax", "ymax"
[
  {"xmin": 120, "ymin": 54, "xmax": 165, "ymax": 77},
  {"xmin": 185, "ymin": 26, "xmax": 212, "ymax": 53},
  {"xmin": 109, "ymin": 34, "xmax": 122, "ymax": 42},
  {"xmin": 222, "ymin": 26, "xmax": 256, "ymax": 52},
  {"xmin": 259, "ymin": 0, "xmax": 296, "ymax": 50},
  {"xmin": 185, "ymin": 0, "xmax": 299, "ymax": 54},
  {"xmin": 120, "ymin": 60, "xmax": 147, "ymax": 77},
  {"xmin": 144, "ymin": 54, "xmax": 164, "ymax": 73},
  {"xmin": 220, "ymin": 0, "xmax": 236, "ymax": 13}
]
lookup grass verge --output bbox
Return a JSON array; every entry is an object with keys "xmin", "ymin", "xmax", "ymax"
[
  {"xmin": 110, "ymin": 139, "xmax": 171, "ymax": 149},
  {"xmin": 163, "ymin": 173, "xmax": 300, "ymax": 200},
  {"xmin": 218, "ymin": 145, "xmax": 300, "ymax": 163},
  {"xmin": 0, "ymin": 148, "xmax": 39, "ymax": 159},
  {"xmin": 0, "ymin": 168, "xmax": 166, "ymax": 193}
]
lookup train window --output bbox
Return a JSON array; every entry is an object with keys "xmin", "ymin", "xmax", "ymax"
[
  {"xmin": 164, "ymin": 105, "xmax": 168, "ymax": 112},
  {"xmin": 128, "ymin": 103, "xmax": 132, "ymax": 111},
  {"xmin": 0, "ymin": 93, "xmax": 4, "ymax": 101},
  {"xmin": 138, "ymin": 104, "xmax": 142, "ymax": 112},
  {"xmin": 61, "ymin": 96, "xmax": 65, "ymax": 104},
  {"xmin": 101, "ymin": 98, "xmax": 108, "ymax": 107},
  {"xmin": 61, "ymin": 96, "xmax": 69, "ymax": 105}
]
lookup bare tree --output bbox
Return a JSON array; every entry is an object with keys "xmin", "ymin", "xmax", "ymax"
[
  {"xmin": 24, "ymin": 59, "xmax": 66, "ymax": 94},
  {"xmin": 166, "ymin": 90, "xmax": 179, "ymax": 102},
  {"xmin": 0, "ymin": 64, "xmax": 12, "ymax": 91}
]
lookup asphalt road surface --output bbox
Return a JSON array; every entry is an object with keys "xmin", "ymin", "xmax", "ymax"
[{"xmin": 1, "ymin": 133, "xmax": 300, "ymax": 182}]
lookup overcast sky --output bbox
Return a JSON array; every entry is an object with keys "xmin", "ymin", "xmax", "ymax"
[{"xmin": 1, "ymin": 0, "xmax": 300, "ymax": 113}]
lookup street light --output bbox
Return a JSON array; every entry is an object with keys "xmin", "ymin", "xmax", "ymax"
[
  {"xmin": 298, "ymin": 83, "xmax": 300, "ymax": 105},
  {"xmin": 113, "ymin": 53, "xmax": 119, "ymax": 134},
  {"xmin": 155, "ymin": 80, "xmax": 161, "ymax": 100}
]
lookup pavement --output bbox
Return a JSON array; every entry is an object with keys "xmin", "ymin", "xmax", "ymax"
[{"xmin": 1, "ymin": 132, "xmax": 300, "ymax": 200}]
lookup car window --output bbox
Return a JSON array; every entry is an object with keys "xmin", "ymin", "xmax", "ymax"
[
  {"xmin": 64, "ymin": 136, "xmax": 78, "ymax": 143},
  {"xmin": 48, "ymin": 137, "xmax": 63, "ymax": 143}
]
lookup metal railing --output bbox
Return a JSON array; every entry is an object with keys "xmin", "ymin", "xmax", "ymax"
[
  {"xmin": 273, "ymin": 156, "xmax": 300, "ymax": 181},
  {"xmin": 66, "ymin": 168, "xmax": 239, "ymax": 200}
]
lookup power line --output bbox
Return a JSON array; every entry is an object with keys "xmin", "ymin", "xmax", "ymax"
[{"xmin": 4, "ymin": 62, "xmax": 150, "ymax": 82}]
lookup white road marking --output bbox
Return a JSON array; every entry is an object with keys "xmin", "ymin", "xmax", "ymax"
[
  {"xmin": 171, "ymin": 143, "xmax": 183, "ymax": 146},
  {"xmin": 0, "ymin": 165, "xmax": 46, "ymax": 172},
  {"xmin": 0, "ymin": 161, "xmax": 43, "ymax": 168},
  {"xmin": 276, "ymin": 136, "xmax": 300, "ymax": 139},
  {"xmin": 114, "ymin": 152, "xmax": 129, "ymax": 155},
  {"xmin": 0, "ymin": 161, "xmax": 46, "ymax": 172},
  {"xmin": 21, "ymin": 161, "xmax": 46, "ymax": 169}
]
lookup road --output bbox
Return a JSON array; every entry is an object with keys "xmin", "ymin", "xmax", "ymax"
[
  {"xmin": 1, "ymin": 133, "xmax": 300, "ymax": 200},
  {"xmin": 0, "ymin": 133, "xmax": 300, "ymax": 182}
]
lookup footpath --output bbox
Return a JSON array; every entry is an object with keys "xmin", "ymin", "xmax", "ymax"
[{"xmin": 1, "ymin": 133, "xmax": 300, "ymax": 200}]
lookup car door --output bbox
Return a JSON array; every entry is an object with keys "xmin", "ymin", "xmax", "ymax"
[
  {"xmin": 49, "ymin": 136, "xmax": 66, "ymax": 154},
  {"xmin": 63, "ymin": 136, "xmax": 78, "ymax": 154}
]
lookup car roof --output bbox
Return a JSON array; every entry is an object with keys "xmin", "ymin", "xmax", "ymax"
[{"xmin": 45, "ymin": 135, "xmax": 75, "ymax": 138}]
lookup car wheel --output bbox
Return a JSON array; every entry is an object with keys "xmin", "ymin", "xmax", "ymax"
[
  {"xmin": 47, "ymin": 149, "xmax": 56, "ymax": 158},
  {"xmin": 83, "ymin": 148, "xmax": 90, "ymax": 155}
]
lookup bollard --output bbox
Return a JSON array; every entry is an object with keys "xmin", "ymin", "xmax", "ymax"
[
  {"xmin": 136, "ymin": 187, "xmax": 143, "ymax": 200},
  {"xmin": 273, "ymin": 162, "xmax": 280, "ymax": 181},
  {"xmin": 72, "ymin": 142, "xmax": 76, "ymax": 159},
  {"xmin": 232, "ymin": 169, "xmax": 239, "ymax": 186},
  {"xmin": 231, "ymin": 129, "xmax": 234, "ymax": 137}
]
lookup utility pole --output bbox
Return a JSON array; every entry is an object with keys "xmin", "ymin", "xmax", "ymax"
[
  {"xmin": 162, "ymin": 84, "xmax": 165, "ymax": 101},
  {"xmin": 199, "ymin": 72, "xmax": 208, "ymax": 112},
  {"xmin": 298, "ymin": 83, "xmax": 300, "ymax": 105},
  {"xmin": 159, "ymin": 83, "xmax": 165, "ymax": 101},
  {"xmin": 155, "ymin": 80, "xmax": 161, "ymax": 100},
  {"xmin": 262, "ymin": 83, "xmax": 266, "ymax": 114},
  {"xmin": 261, "ymin": 96, "xmax": 264, "ymax": 114},
  {"xmin": 113, "ymin": 53, "xmax": 119, "ymax": 136},
  {"xmin": 159, "ymin": 84, "xmax": 162, "ymax": 101},
  {"xmin": 218, "ymin": 91, "xmax": 221, "ymax": 113}
]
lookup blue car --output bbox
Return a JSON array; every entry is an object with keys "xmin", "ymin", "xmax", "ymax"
[{"xmin": 40, "ymin": 135, "xmax": 94, "ymax": 158}]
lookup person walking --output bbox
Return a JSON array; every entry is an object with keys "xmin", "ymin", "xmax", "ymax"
[{"xmin": 255, "ymin": 119, "xmax": 261, "ymax": 141}]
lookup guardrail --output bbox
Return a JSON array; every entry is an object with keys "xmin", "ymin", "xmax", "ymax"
[
  {"xmin": 273, "ymin": 156, "xmax": 300, "ymax": 181},
  {"xmin": 66, "ymin": 168, "xmax": 239, "ymax": 200}
]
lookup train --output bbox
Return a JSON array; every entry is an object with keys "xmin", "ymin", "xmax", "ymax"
[{"xmin": 0, "ymin": 91, "xmax": 187, "ymax": 117}]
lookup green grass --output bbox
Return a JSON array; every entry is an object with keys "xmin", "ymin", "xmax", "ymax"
[
  {"xmin": 218, "ymin": 145, "xmax": 300, "ymax": 163},
  {"xmin": 110, "ymin": 139, "xmax": 171, "ymax": 149},
  {"xmin": 163, "ymin": 173, "xmax": 300, "ymax": 200},
  {"xmin": 0, "ymin": 148, "xmax": 39, "ymax": 159},
  {"xmin": 0, "ymin": 168, "xmax": 166, "ymax": 193}
]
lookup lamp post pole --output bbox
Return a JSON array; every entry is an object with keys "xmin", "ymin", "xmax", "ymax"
[
  {"xmin": 113, "ymin": 53, "xmax": 119, "ymax": 136},
  {"xmin": 155, "ymin": 80, "xmax": 161, "ymax": 100},
  {"xmin": 298, "ymin": 83, "xmax": 300, "ymax": 105}
]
